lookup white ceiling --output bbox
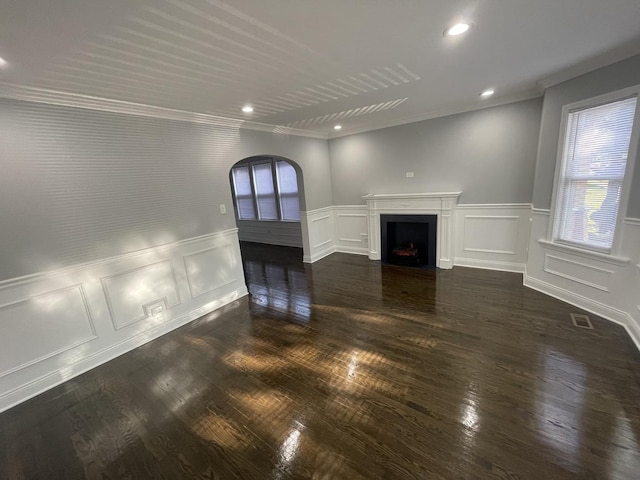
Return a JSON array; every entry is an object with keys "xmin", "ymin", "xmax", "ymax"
[{"xmin": 1, "ymin": 0, "xmax": 640, "ymax": 137}]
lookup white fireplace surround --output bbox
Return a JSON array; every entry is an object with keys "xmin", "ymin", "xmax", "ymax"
[{"xmin": 363, "ymin": 192, "xmax": 461, "ymax": 269}]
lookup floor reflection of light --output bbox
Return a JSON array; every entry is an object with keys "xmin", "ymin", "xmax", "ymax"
[
  {"xmin": 244, "ymin": 260, "xmax": 311, "ymax": 322},
  {"xmin": 461, "ymin": 401, "xmax": 479, "ymax": 430},
  {"xmin": 608, "ymin": 412, "xmax": 640, "ymax": 478},
  {"xmin": 272, "ymin": 420, "xmax": 304, "ymax": 479},
  {"xmin": 280, "ymin": 427, "xmax": 301, "ymax": 463},
  {"xmin": 537, "ymin": 347, "xmax": 586, "ymax": 472},
  {"xmin": 348, "ymin": 351, "xmax": 358, "ymax": 378}
]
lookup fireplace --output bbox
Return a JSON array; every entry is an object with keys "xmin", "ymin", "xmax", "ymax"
[
  {"xmin": 362, "ymin": 192, "xmax": 460, "ymax": 269},
  {"xmin": 381, "ymin": 214, "xmax": 437, "ymax": 267}
]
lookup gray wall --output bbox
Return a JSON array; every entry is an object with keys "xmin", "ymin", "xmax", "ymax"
[
  {"xmin": 533, "ymin": 54, "xmax": 640, "ymax": 217},
  {"xmin": 0, "ymin": 98, "xmax": 331, "ymax": 281},
  {"xmin": 238, "ymin": 130, "xmax": 332, "ymax": 211},
  {"xmin": 328, "ymin": 98, "xmax": 543, "ymax": 205}
]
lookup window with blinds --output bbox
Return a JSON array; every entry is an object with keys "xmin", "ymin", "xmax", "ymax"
[
  {"xmin": 231, "ymin": 166, "xmax": 256, "ymax": 220},
  {"xmin": 276, "ymin": 160, "xmax": 301, "ymax": 221},
  {"xmin": 230, "ymin": 158, "xmax": 300, "ymax": 222},
  {"xmin": 554, "ymin": 95, "xmax": 637, "ymax": 252},
  {"xmin": 252, "ymin": 162, "xmax": 278, "ymax": 220}
]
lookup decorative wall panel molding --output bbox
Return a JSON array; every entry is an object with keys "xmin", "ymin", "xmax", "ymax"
[
  {"xmin": 183, "ymin": 244, "xmax": 236, "ymax": 298},
  {"xmin": 462, "ymin": 216, "xmax": 520, "ymax": 255},
  {"xmin": 301, "ymin": 207, "xmax": 336, "ymax": 263},
  {"xmin": 101, "ymin": 260, "xmax": 181, "ymax": 330},
  {"xmin": 543, "ymin": 254, "xmax": 613, "ymax": 292},
  {"xmin": 0, "ymin": 284, "xmax": 96, "ymax": 378},
  {"xmin": 0, "ymin": 228, "xmax": 247, "ymax": 413},
  {"xmin": 454, "ymin": 204, "xmax": 531, "ymax": 273},
  {"xmin": 334, "ymin": 205, "xmax": 369, "ymax": 256}
]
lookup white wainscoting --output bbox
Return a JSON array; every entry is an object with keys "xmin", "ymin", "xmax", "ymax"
[
  {"xmin": 237, "ymin": 220, "xmax": 303, "ymax": 248},
  {"xmin": 0, "ymin": 228, "xmax": 248, "ymax": 413},
  {"xmin": 300, "ymin": 207, "xmax": 336, "ymax": 263},
  {"xmin": 302, "ymin": 203, "xmax": 532, "ymax": 272},
  {"xmin": 333, "ymin": 205, "xmax": 369, "ymax": 255},
  {"xmin": 453, "ymin": 204, "xmax": 532, "ymax": 273},
  {"xmin": 183, "ymin": 244, "xmax": 236, "ymax": 298},
  {"xmin": 102, "ymin": 260, "xmax": 181, "ymax": 330},
  {"xmin": 524, "ymin": 212, "xmax": 640, "ymax": 351}
]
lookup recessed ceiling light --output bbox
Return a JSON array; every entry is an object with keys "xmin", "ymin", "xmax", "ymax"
[
  {"xmin": 242, "ymin": 105, "xmax": 253, "ymax": 113},
  {"xmin": 334, "ymin": 125, "xmax": 342, "ymax": 131},
  {"xmin": 444, "ymin": 23, "xmax": 470, "ymax": 36},
  {"xmin": 0, "ymin": 57, "xmax": 7, "ymax": 67},
  {"xmin": 480, "ymin": 89, "xmax": 495, "ymax": 97}
]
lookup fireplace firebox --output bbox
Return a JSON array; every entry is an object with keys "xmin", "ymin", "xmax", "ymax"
[{"xmin": 380, "ymin": 214, "xmax": 437, "ymax": 268}]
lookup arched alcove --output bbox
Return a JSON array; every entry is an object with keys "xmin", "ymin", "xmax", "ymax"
[{"xmin": 229, "ymin": 155, "xmax": 306, "ymax": 253}]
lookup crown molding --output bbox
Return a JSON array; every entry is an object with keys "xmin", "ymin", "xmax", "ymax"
[
  {"xmin": 0, "ymin": 82, "xmax": 242, "ymax": 127},
  {"xmin": 0, "ymin": 82, "xmax": 327, "ymax": 139},
  {"xmin": 327, "ymin": 89, "xmax": 543, "ymax": 139},
  {"xmin": 238, "ymin": 120, "xmax": 328, "ymax": 139},
  {"xmin": 0, "ymin": 81, "xmax": 545, "ymax": 142},
  {"xmin": 537, "ymin": 39, "xmax": 640, "ymax": 89}
]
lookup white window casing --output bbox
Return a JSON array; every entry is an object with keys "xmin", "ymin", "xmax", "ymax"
[{"xmin": 549, "ymin": 85, "xmax": 640, "ymax": 258}]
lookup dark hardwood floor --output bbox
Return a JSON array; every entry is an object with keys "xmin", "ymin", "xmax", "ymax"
[{"xmin": 2, "ymin": 242, "xmax": 640, "ymax": 479}]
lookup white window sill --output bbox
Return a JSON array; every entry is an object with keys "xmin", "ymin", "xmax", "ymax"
[{"xmin": 537, "ymin": 239, "xmax": 630, "ymax": 266}]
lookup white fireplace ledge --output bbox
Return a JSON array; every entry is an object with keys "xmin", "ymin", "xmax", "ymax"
[{"xmin": 362, "ymin": 192, "xmax": 462, "ymax": 200}]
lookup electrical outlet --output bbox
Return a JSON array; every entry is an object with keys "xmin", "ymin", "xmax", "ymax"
[
  {"xmin": 219, "ymin": 204, "xmax": 226, "ymax": 214},
  {"xmin": 406, "ymin": 172, "xmax": 414, "ymax": 178}
]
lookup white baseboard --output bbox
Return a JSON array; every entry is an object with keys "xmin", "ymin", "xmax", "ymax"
[
  {"xmin": 304, "ymin": 245, "xmax": 336, "ymax": 263},
  {"xmin": 0, "ymin": 287, "xmax": 248, "ymax": 413},
  {"xmin": 455, "ymin": 257, "xmax": 525, "ymax": 273},
  {"xmin": 524, "ymin": 274, "xmax": 640, "ymax": 351},
  {"xmin": 334, "ymin": 245, "xmax": 369, "ymax": 256}
]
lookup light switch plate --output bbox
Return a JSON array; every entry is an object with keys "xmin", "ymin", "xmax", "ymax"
[
  {"xmin": 219, "ymin": 204, "xmax": 226, "ymax": 214},
  {"xmin": 406, "ymin": 172, "xmax": 414, "ymax": 178}
]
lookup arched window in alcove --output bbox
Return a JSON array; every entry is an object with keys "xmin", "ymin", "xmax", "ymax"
[{"xmin": 230, "ymin": 157, "xmax": 300, "ymax": 222}]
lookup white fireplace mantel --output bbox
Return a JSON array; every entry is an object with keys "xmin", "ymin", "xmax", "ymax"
[{"xmin": 362, "ymin": 192, "xmax": 461, "ymax": 268}]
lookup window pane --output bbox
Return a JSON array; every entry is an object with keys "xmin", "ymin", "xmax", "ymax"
[
  {"xmin": 276, "ymin": 161, "xmax": 300, "ymax": 221},
  {"xmin": 232, "ymin": 166, "xmax": 256, "ymax": 220},
  {"xmin": 252, "ymin": 163, "xmax": 278, "ymax": 220},
  {"xmin": 556, "ymin": 96, "xmax": 636, "ymax": 251}
]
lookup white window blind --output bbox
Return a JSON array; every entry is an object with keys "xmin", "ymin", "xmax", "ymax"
[
  {"xmin": 252, "ymin": 163, "xmax": 278, "ymax": 220},
  {"xmin": 555, "ymin": 96, "xmax": 637, "ymax": 252},
  {"xmin": 231, "ymin": 166, "xmax": 256, "ymax": 220},
  {"xmin": 276, "ymin": 160, "xmax": 301, "ymax": 221}
]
